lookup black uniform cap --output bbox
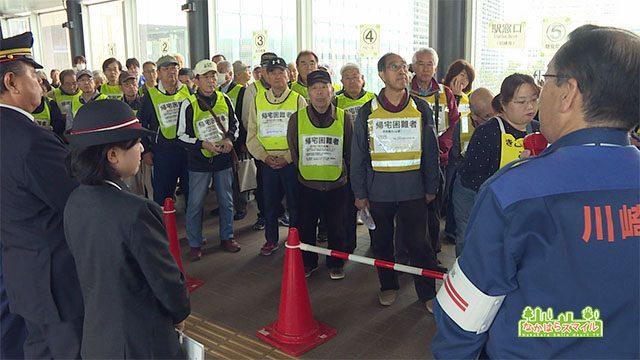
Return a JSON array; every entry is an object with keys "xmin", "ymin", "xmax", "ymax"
[
  {"xmin": 67, "ymin": 99, "xmax": 154, "ymax": 148},
  {"xmin": 0, "ymin": 32, "xmax": 43, "ymax": 69}
]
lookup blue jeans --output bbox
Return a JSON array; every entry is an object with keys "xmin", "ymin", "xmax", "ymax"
[
  {"xmin": 260, "ymin": 162, "xmax": 298, "ymax": 245},
  {"xmin": 186, "ymin": 168, "xmax": 234, "ymax": 248},
  {"xmin": 152, "ymin": 145, "xmax": 189, "ymax": 206},
  {"xmin": 452, "ymin": 176, "xmax": 477, "ymax": 256}
]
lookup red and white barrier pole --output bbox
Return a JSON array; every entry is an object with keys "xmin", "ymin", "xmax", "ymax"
[{"xmin": 287, "ymin": 242, "xmax": 445, "ymax": 280}]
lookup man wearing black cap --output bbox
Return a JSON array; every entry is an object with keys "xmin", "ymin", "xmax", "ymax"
[
  {"xmin": 287, "ymin": 69, "xmax": 354, "ymax": 279},
  {"xmin": 246, "ymin": 57, "xmax": 307, "ymax": 255},
  {"xmin": 120, "ymin": 71, "xmax": 142, "ymax": 114},
  {"xmin": 120, "ymin": 71, "xmax": 148, "ymax": 196},
  {"xmin": 242, "ymin": 51, "xmax": 279, "ymax": 231},
  {"xmin": 138, "ymin": 54, "xmax": 193, "ymax": 206},
  {"xmin": 66, "ymin": 69, "xmax": 108, "ymax": 130},
  {"xmin": 0, "ymin": 31, "xmax": 84, "ymax": 359}
]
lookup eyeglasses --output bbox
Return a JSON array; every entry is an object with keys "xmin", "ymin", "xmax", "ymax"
[
  {"xmin": 542, "ymin": 73, "xmax": 570, "ymax": 81},
  {"xmin": 386, "ymin": 62, "xmax": 408, "ymax": 72},
  {"xmin": 511, "ymin": 97, "xmax": 539, "ymax": 107}
]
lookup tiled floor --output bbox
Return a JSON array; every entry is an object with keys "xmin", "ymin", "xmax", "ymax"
[{"xmin": 173, "ymin": 193, "xmax": 455, "ymax": 359}]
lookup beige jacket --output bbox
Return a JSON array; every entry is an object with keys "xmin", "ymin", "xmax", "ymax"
[{"xmin": 246, "ymin": 87, "xmax": 307, "ymax": 163}]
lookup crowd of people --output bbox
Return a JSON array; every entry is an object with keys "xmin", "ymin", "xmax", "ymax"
[{"xmin": 1, "ymin": 23, "xmax": 638, "ymax": 359}]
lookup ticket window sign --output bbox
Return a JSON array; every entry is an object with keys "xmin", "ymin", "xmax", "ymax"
[
  {"xmin": 488, "ymin": 22, "xmax": 526, "ymax": 49},
  {"xmin": 359, "ymin": 24, "xmax": 381, "ymax": 58}
]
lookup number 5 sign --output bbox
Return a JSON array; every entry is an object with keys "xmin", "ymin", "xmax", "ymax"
[
  {"xmin": 542, "ymin": 18, "xmax": 571, "ymax": 55},
  {"xmin": 359, "ymin": 24, "xmax": 380, "ymax": 58},
  {"xmin": 253, "ymin": 30, "xmax": 268, "ymax": 59}
]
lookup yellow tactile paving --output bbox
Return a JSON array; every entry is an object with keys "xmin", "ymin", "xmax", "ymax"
[{"xmin": 184, "ymin": 314, "xmax": 297, "ymax": 360}]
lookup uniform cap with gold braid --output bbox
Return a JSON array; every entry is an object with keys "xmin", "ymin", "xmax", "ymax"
[{"xmin": 0, "ymin": 32, "xmax": 43, "ymax": 69}]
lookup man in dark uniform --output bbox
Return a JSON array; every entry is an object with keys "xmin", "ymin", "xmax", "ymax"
[{"xmin": 0, "ymin": 32, "xmax": 84, "ymax": 359}]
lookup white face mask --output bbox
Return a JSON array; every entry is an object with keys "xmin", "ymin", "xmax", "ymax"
[
  {"xmin": 75, "ymin": 63, "xmax": 86, "ymax": 71},
  {"xmin": 216, "ymin": 73, "xmax": 227, "ymax": 85}
]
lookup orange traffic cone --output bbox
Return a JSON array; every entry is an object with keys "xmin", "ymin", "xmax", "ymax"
[
  {"xmin": 256, "ymin": 227, "xmax": 337, "ymax": 356},
  {"xmin": 163, "ymin": 197, "xmax": 204, "ymax": 293}
]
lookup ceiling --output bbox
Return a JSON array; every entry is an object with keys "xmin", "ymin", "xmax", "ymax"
[{"xmin": 0, "ymin": 0, "xmax": 65, "ymax": 17}]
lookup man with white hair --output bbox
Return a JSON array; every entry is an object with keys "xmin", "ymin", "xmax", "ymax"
[
  {"xmin": 410, "ymin": 47, "xmax": 461, "ymax": 254},
  {"xmin": 334, "ymin": 63, "xmax": 375, "ymax": 118}
]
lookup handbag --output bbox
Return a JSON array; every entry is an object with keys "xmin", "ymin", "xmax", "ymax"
[
  {"xmin": 178, "ymin": 331, "xmax": 205, "ymax": 360},
  {"xmin": 237, "ymin": 156, "xmax": 258, "ymax": 192}
]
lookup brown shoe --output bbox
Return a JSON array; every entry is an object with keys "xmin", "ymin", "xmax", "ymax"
[
  {"xmin": 221, "ymin": 239, "xmax": 241, "ymax": 253},
  {"xmin": 189, "ymin": 247, "xmax": 202, "ymax": 262}
]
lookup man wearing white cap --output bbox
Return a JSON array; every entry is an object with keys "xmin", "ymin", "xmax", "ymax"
[{"xmin": 177, "ymin": 59, "xmax": 241, "ymax": 260}]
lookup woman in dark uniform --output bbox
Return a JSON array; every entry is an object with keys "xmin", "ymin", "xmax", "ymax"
[{"xmin": 64, "ymin": 99, "xmax": 191, "ymax": 359}]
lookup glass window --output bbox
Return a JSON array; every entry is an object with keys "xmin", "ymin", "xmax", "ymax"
[
  {"xmin": 136, "ymin": 0, "xmax": 189, "ymax": 66},
  {"xmin": 472, "ymin": 0, "xmax": 640, "ymax": 94},
  {"xmin": 38, "ymin": 11, "xmax": 71, "ymax": 71},
  {"xmin": 312, "ymin": 0, "xmax": 430, "ymax": 93},
  {"xmin": 86, "ymin": 1, "xmax": 126, "ymax": 70},
  {"xmin": 5, "ymin": 17, "xmax": 31, "ymax": 36},
  {"xmin": 216, "ymin": 0, "xmax": 296, "ymax": 67}
]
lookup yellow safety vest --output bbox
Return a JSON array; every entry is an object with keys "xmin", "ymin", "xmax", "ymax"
[
  {"xmin": 191, "ymin": 92, "xmax": 230, "ymax": 158},
  {"xmin": 290, "ymin": 80, "xmax": 308, "ymax": 99},
  {"xmin": 148, "ymin": 85, "xmax": 192, "ymax": 139},
  {"xmin": 413, "ymin": 83, "xmax": 449, "ymax": 135},
  {"xmin": 32, "ymin": 97, "xmax": 51, "ymax": 128},
  {"xmin": 71, "ymin": 93, "xmax": 108, "ymax": 116},
  {"xmin": 52, "ymin": 88, "xmax": 81, "ymax": 115},
  {"xmin": 219, "ymin": 83, "xmax": 243, "ymax": 108},
  {"xmin": 100, "ymin": 83, "xmax": 123, "ymax": 101},
  {"xmin": 456, "ymin": 94, "xmax": 474, "ymax": 155},
  {"xmin": 255, "ymin": 91, "xmax": 300, "ymax": 151},
  {"xmin": 497, "ymin": 117, "xmax": 526, "ymax": 169},
  {"xmin": 297, "ymin": 107, "xmax": 344, "ymax": 181},
  {"xmin": 255, "ymin": 80, "xmax": 267, "ymax": 95},
  {"xmin": 368, "ymin": 98, "xmax": 422, "ymax": 172},
  {"xmin": 336, "ymin": 91, "xmax": 376, "ymax": 118}
]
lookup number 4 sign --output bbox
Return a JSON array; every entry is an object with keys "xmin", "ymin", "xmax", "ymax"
[{"xmin": 359, "ymin": 24, "xmax": 380, "ymax": 58}]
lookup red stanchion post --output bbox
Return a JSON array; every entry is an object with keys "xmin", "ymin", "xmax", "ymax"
[
  {"xmin": 256, "ymin": 227, "xmax": 337, "ymax": 356},
  {"xmin": 163, "ymin": 197, "xmax": 204, "ymax": 293}
]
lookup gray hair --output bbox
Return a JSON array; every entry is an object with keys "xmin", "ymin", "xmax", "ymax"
[
  {"xmin": 217, "ymin": 60, "xmax": 232, "ymax": 74},
  {"xmin": 340, "ymin": 63, "xmax": 361, "ymax": 78},
  {"xmin": 412, "ymin": 47, "xmax": 439, "ymax": 67}
]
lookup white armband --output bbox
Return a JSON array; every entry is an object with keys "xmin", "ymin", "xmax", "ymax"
[{"xmin": 436, "ymin": 259, "xmax": 505, "ymax": 334}]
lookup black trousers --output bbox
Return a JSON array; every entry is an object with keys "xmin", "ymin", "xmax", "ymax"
[
  {"xmin": 23, "ymin": 317, "xmax": 83, "ymax": 359},
  {"xmin": 369, "ymin": 198, "xmax": 438, "ymax": 301},
  {"xmin": 298, "ymin": 184, "xmax": 349, "ymax": 269}
]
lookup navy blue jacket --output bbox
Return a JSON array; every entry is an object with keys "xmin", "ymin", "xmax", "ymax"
[
  {"xmin": 433, "ymin": 128, "xmax": 640, "ymax": 358},
  {"xmin": 0, "ymin": 106, "xmax": 84, "ymax": 324}
]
